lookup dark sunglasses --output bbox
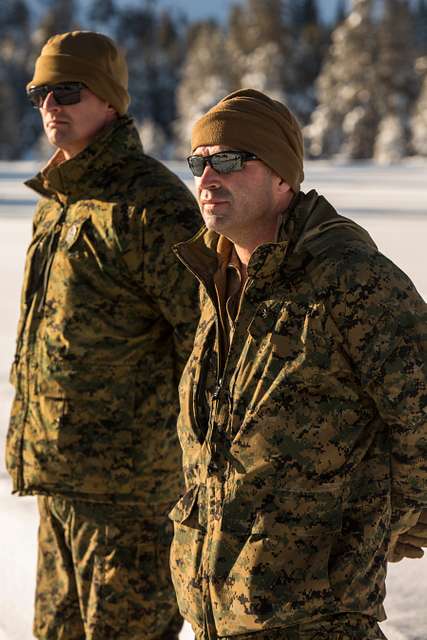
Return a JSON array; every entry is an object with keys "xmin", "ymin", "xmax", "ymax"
[
  {"xmin": 187, "ymin": 150, "xmax": 258, "ymax": 177},
  {"xmin": 27, "ymin": 82, "xmax": 85, "ymax": 108}
]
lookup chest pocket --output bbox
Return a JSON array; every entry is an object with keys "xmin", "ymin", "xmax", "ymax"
[
  {"xmin": 248, "ymin": 300, "xmax": 334, "ymax": 381},
  {"xmin": 62, "ymin": 218, "xmax": 87, "ymax": 250},
  {"xmin": 12, "ymin": 204, "xmax": 63, "ymax": 366},
  {"xmin": 24, "ymin": 204, "xmax": 63, "ymax": 299},
  {"xmin": 59, "ymin": 203, "xmax": 120, "ymax": 269},
  {"xmin": 60, "ymin": 216, "xmax": 98, "ymax": 260}
]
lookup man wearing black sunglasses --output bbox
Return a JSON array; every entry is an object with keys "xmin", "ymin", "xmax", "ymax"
[
  {"xmin": 169, "ymin": 89, "xmax": 427, "ymax": 640},
  {"xmin": 6, "ymin": 30, "xmax": 201, "ymax": 640}
]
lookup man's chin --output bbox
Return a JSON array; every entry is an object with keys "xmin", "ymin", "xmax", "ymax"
[
  {"xmin": 203, "ymin": 214, "xmax": 227, "ymax": 232},
  {"xmin": 46, "ymin": 132, "xmax": 67, "ymax": 148}
]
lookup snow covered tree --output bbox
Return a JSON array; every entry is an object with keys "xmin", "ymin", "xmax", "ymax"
[
  {"xmin": 86, "ymin": 0, "xmax": 117, "ymax": 28},
  {"xmin": 373, "ymin": 0, "xmax": 419, "ymax": 162},
  {"xmin": 238, "ymin": 41, "xmax": 286, "ymax": 102},
  {"xmin": 286, "ymin": 0, "xmax": 330, "ymax": 123},
  {"xmin": 411, "ymin": 59, "xmax": 427, "ymax": 155},
  {"xmin": 152, "ymin": 11, "xmax": 186, "ymax": 138},
  {"xmin": 291, "ymin": 0, "xmax": 319, "ymax": 27},
  {"xmin": 227, "ymin": 0, "xmax": 292, "ymax": 79},
  {"xmin": 0, "ymin": 0, "xmax": 39, "ymax": 158},
  {"xmin": 414, "ymin": 0, "xmax": 427, "ymax": 55},
  {"xmin": 114, "ymin": 5, "xmax": 185, "ymax": 147},
  {"xmin": 32, "ymin": 0, "xmax": 79, "ymax": 49},
  {"xmin": 305, "ymin": 0, "xmax": 378, "ymax": 159},
  {"xmin": 307, "ymin": 0, "xmax": 420, "ymax": 161},
  {"xmin": 334, "ymin": 0, "xmax": 348, "ymax": 24},
  {"xmin": 374, "ymin": 114, "xmax": 407, "ymax": 163},
  {"xmin": 226, "ymin": 0, "xmax": 298, "ymax": 111},
  {"xmin": 114, "ymin": 4, "xmax": 158, "ymax": 122},
  {"xmin": 229, "ymin": 0, "xmax": 289, "ymax": 54},
  {"xmin": 174, "ymin": 21, "xmax": 232, "ymax": 157},
  {"xmin": 138, "ymin": 118, "xmax": 169, "ymax": 159}
]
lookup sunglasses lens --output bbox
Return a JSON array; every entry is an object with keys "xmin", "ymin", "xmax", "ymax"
[
  {"xmin": 53, "ymin": 84, "xmax": 82, "ymax": 105},
  {"xmin": 187, "ymin": 156, "xmax": 205, "ymax": 177},
  {"xmin": 187, "ymin": 152, "xmax": 244, "ymax": 177},
  {"xmin": 27, "ymin": 83, "xmax": 83, "ymax": 108},
  {"xmin": 211, "ymin": 153, "xmax": 241, "ymax": 174},
  {"xmin": 27, "ymin": 87, "xmax": 48, "ymax": 108}
]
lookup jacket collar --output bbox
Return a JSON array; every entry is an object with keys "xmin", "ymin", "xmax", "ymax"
[
  {"xmin": 175, "ymin": 189, "xmax": 377, "ymax": 296},
  {"xmin": 25, "ymin": 115, "xmax": 143, "ymax": 204}
]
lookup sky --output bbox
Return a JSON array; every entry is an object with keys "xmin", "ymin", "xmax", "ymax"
[
  {"xmin": 27, "ymin": 0, "xmax": 421, "ymax": 30},
  {"xmin": 135, "ymin": 0, "xmax": 349, "ymax": 24}
]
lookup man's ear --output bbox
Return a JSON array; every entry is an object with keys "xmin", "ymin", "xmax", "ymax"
[
  {"xmin": 106, "ymin": 104, "xmax": 118, "ymax": 121},
  {"xmin": 275, "ymin": 174, "xmax": 292, "ymax": 194}
]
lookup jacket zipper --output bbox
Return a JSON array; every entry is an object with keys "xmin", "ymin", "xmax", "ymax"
[
  {"xmin": 37, "ymin": 204, "xmax": 67, "ymax": 312},
  {"xmin": 172, "ymin": 249, "xmax": 225, "ymax": 430},
  {"xmin": 14, "ymin": 201, "xmax": 66, "ymax": 492}
]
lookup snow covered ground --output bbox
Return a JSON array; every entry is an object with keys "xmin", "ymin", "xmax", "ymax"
[{"xmin": 0, "ymin": 159, "xmax": 426, "ymax": 640}]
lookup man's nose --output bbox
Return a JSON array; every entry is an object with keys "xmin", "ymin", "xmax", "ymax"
[
  {"xmin": 42, "ymin": 91, "xmax": 60, "ymax": 111},
  {"xmin": 197, "ymin": 163, "xmax": 221, "ymax": 189}
]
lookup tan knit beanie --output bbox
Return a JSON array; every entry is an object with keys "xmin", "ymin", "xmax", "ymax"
[
  {"xmin": 191, "ymin": 89, "xmax": 304, "ymax": 191},
  {"xmin": 28, "ymin": 31, "xmax": 130, "ymax": 115}
]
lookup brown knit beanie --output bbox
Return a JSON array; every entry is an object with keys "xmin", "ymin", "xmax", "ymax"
[
  {"xmin": 28, "ymin": 31, "xmax": 130, "ymax": 115},
  {"xmin": 191, "ymin": 89, "xmax": 304, "ymax": 191}
]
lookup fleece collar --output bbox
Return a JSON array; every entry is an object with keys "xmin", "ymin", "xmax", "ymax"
[
  {"xmin": 175, "ymin": 190, "xmax": 377, "ymax": 294},
  {"xmin": 25, "ymin": 115, "xmax": 143, "ymax": 204}
]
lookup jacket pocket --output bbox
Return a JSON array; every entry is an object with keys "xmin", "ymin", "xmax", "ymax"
[
  {"xmin": 329, "ymin": 479, "xmax": 390, "ymax": 612},
  {"xmin": 63, "ymin": 217, "xmax": 87, "ymax": 250},
  {"xmin": 169, "ymin": 485, "xmax": 205, "ymax": 631},
  {"xmin": 30, "ymin": 366, "xmax": 136, "ymax": 494},
  {"xmin": 212, "ymin": 486, "xmax": 342, "ymax": 635},
  {"xmin": 248, "ymin": 301, "xmax": 335, "ymax": 388}
]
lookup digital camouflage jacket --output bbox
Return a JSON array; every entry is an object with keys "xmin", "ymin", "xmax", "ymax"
[
  {"xmin": 6, "ymin": 116, "xmax": 201, "ymax": 504},
  {"xmin": 170, "ymin": 190, "xmax": 427, "ymax": 638}
]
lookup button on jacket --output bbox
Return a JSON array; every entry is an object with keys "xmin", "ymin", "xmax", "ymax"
[
  {"xmin": 170, "ymin": 190, "xmax": 427, "ymax": 638},
  {"xmin": 6, "ymin": 116, "xmax": 201, "ymax": 504}
]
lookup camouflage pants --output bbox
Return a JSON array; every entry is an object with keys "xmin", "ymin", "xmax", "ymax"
[
  {"xmin": 34, "ymin": 496, "xmax": 183, "ymax": 640},
  {"xmin": 196, "ymin": 614, "xmax": 387, "ymax": 640}
]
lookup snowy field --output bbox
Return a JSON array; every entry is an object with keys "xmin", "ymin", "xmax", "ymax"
[{"xmin": 0, "ymin": 158, "xmax": 426, "ymax": 640}]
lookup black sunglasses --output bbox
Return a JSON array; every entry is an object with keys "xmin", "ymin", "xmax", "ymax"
[
  {"xmin": 187, "ymin": 150, "xmax": 258, "ymax": 177},
  {"xmin": 27, "ymin": 82, "xmax": 85, "ymax": 109}
]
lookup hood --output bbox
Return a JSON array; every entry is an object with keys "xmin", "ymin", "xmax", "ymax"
[
  {"xmin": 25, "ymin": 115, "xmax": 143, "ymax": 203},
  {"xmin": 281, "ymin": 190, "xmax": 377, "ymax": 258}
]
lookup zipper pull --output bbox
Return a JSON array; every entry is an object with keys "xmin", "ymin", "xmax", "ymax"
[{"xmin": 212, "ymin": 378, "xmax": 223, "ymax": 400}]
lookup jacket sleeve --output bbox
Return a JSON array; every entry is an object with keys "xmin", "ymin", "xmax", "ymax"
[
  {"xmin": 329, "ymin": 249, "xmax": 427, "ymax": 522},
  {"xmin": 139, "ymin": 189, "xmax": 201, "ymax": 382}
]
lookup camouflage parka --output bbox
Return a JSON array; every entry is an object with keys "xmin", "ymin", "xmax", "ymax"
[
  {"xmin": 170, "ymin": 190, "xmax": 427, "ymax": 638},
  {"xmin": 6, "ymin": 116, "xmax": 201, "ymax": 504}
]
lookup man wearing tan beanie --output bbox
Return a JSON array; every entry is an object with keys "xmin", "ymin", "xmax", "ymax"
[
  {"xmin": 6, "ymin": 30, "xmax": 201, "ymax": 639},
  {"xmin": 169, "ymin": 89, "xmax": 427, "ymax": 640}
]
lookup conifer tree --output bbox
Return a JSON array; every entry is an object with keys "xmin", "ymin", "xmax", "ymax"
[
  {"xmin": 373, "ymin": 0, "xmax": 419, "ymax": 162},
  {"xmin": 86, "ymin": 0, "xmax": 117, "ymax": 27},
  {"xmin": 114, "ymin": 4, "xmax": 157, "ymax": 123},
  {"xmin": 414, "ymin": 0, "xmax": 427, "ymax": 55},
  {"xmin": 32, "ymin": 0, "xmax": 79, "ymax": 47},
  {"xmin": 114, "ymin": 4, "xmax": 184, "ymax": 143},
  {"xmin": 227, "ymin": 0, "xmax": 295, "ymax": 108},
  {"xmin": 306, "ymin": 0, "xmax": 378, "ymax": 159},
  {"xmin": 411, "ymin": 62, "xmax": 427, "ymax": 155},
  {"xmin": 0, "ymin": 0, "xmax": 37, "ymax": 158},
  {"xmin": 174, "ymin": 21, "xmax": 232, "ymax": 157},
  {"xmin": 334, "ymin": 0, "xmax": 348, "ymax": 24},
  {"xmin": 288, "ymin": 0, "xmax": 330, "ymax": 123}
]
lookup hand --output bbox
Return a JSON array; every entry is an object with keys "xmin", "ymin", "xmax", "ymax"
[{"xmin": 388, "ymin": 511, "xmax": 427, "ymax": 563}]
